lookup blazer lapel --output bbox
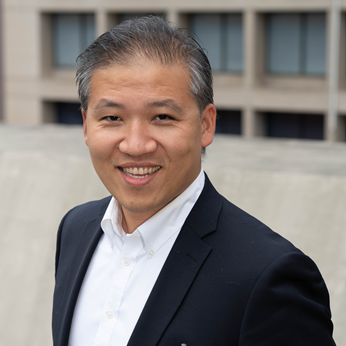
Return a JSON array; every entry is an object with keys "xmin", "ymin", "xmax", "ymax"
[
  {"xmin": 56, "ymin": 212, "xmax": 105, "ymax": 346},
  {"xmin": 128, "ymin": 175, "xmax": 223, "ymax": 346}
]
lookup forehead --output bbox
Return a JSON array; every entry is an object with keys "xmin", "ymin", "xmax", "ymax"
[{"xmin": 88, "ymin": 62, "xmax": 196, "ymax": 109}]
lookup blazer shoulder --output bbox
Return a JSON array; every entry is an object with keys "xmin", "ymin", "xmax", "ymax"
[
  {"xmin": 213, "ymin": 194, "xmax": 302, "ymax": 264},
  {"xmin": 56, "ymin": 197, "xmax": 111, "ymax": 252},
  {"xmin": 199, "ymin": 176, "xmax": 299, "ymax": 260},
  {"xmin": 55, "ymin": 196, "xmax": 111, "ymax": 275},
  {"xmin": 60, "ymin": 196, "xmax": 111, "ymax": 230}
]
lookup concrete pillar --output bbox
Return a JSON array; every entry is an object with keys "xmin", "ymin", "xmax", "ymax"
[
  {"xmin": 5, "ymin": 96, "xmax": 42, "ymax": 124},
  {"xmin": 244, "ymin": 9, "xmax": 255, "ymax": 88},
  {"xmin": 96, "ymin": 9, "xmax": 109, "ymax": 36},
  {"xmin": 327, "ymin": 0, "xmax": 341, "ymax": 142},
  {"xmin": 0, "ymin": 0, "xmax": 3, "ymax": 122},
  {"xmin": 41, "ymin": 101, "xmax": 56, "ymax": 123},
  {"xmin": 243, "ymin": 107, "xmax": 256, "ymax": 137},
  {"xmin": 167, "ymin": 10, "xmax": 179, "ymax": 26},
  {"xmin": 243, "ymin": 10, "xmax": 258, "ymax": 138}
]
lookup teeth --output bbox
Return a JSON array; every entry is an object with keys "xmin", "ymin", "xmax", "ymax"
[{"xmin": 121, "ymin": 166, "xmax": 160, "ymax": 178}]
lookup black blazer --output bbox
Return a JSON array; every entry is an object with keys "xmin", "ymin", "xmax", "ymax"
[{"xmin": 52, "ymin": 175, "xmax": 335, "ymax": 346}]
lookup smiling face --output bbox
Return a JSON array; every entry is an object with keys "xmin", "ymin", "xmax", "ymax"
[{"xmin": 83, "ymin": 61, "xmax": 216, "ymax": 232}]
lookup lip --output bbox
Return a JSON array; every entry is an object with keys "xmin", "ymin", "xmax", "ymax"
[
  {"xmin": 119, "ymin": 162, "xmax": 162, "ymax": 168},
  {"xmin": 117, "ymin": 163, "xmax": 161, "ymax": 187}
]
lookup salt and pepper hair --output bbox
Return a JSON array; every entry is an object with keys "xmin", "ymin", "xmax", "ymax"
[{"xmin": 75, "ymin": 15, "xmax": 214, "ymax": 114}]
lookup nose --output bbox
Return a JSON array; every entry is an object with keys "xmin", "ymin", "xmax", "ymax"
[{"xmin": 118, "ymin": 121, "xmax": 157, "ymax": 156}]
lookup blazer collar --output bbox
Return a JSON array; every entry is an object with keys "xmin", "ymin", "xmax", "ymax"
[
  {"xmin": 127, "ymin": 173, "xmax": 223, "ymax": 346},
  {"xmin": 184, "ymin": 173, "xmax": 223, "ymax": 238}
]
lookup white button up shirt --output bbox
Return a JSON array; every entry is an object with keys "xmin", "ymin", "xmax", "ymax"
[{"xmin": 69, "ymin": 169, "xmax": 205, "ymax": 346}]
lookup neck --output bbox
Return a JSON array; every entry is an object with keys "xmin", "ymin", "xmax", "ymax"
[{"xmin": 121, "ymin": 207, "xmax": 159, "ymax": 234}]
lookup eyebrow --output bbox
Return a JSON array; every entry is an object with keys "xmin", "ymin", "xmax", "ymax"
[
  {"xmin": 146, "ymin": 100, "xmax": 183, "ymax": 113},
  {"xmin": 94, "ymin": 98, "xmax": 184, "ymax": 113},
  {"xmin": 94, "ymin": 99, "xmax": 125, "ymax": 110}
]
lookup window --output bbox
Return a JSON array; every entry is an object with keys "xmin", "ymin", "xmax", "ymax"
[
  {"xmin": 56, "ymin": 102, "xmax": 83, "ymax": 124},
  {"xmin": 190, "ymin": 14, "xmax": 243, "ymax": 73},
  {"xmin": 216, "ymin": 110, "xmax": 242, "ymax": 134},
  {"xmin": 266, "ymin": 13, "xmax": 326, "ymax": 75},
  {"xmin": 266, "ymin": 112, "xmax": 324, "ymax": 140},
  {"xmin": 53, "ymin": 14, "xmax": 95, "ymax": 67}
]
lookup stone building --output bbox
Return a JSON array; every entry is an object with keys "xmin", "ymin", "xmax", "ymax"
[{"xmin": 2, "ymin": 0, "xmax": 346, "ymax": 142}]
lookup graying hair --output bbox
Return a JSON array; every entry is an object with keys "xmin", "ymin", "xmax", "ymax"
[{"xmin": 75, "ymin": 16, "xmax": 213, "ymax": 114}]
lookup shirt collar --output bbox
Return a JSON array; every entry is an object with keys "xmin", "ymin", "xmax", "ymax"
[
  {"xmin": 100, "ymin": 197, "xmax": 123, "ymax": 248},
  {"xmin": 101, "ymin": 168, "xmax": 205, "ymax": 255}
]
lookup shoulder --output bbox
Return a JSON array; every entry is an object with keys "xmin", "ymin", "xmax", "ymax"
[
  {"xmin": 205, "ymin": 191, "xmax": 300, "ymax": 264},
  {"xmin": 203, "ymin": 189, "xmax": 322, "ymax": 289},
  {"xmin": 55, "ymin": 196, "xmax": 111, "ymax": 272},
  {"xmin": 195, "ymin": 175, "xmax": 300, "ymax": 267},
  {"xmin": 207, "ymin": 193, "xmax": 334, "ymax": 342},
  {"xmin": 59, "ymin": 196, "xmax": 112, "ymax": 232},
  {"xmin": 57, "ymin": 196, "xmax": 111, "ymax": 244}
]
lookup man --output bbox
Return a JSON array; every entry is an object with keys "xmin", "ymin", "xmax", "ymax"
[{"xmin": 52, "ymin": 16, "xmax": 336, "ymax": 346}]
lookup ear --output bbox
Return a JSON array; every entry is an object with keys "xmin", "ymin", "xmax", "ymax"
[
  {"xmin": 201, "ymin": 104, "xmax": 216, "ymax": 148},
  {"xmin": 82, "ymin": 109, "xmax": 88, "ymax": 147}
]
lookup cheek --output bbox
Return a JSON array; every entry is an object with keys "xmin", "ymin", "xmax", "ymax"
[
  {"xmin": 88, "ymin": 131, "xmax": 117, "ymax": 161},
  {"xmin": 162, "ymin": 125, "xmax": 200, "ymax": 152}
]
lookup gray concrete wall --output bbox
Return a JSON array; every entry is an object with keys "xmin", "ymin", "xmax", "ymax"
[{"xmin": 0, "ymin": 125, "xmax": 345, "ymax": 345}]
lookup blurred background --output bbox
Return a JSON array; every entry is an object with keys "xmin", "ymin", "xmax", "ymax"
[{"xmin": 0, "ymin": 0, "xmax": 345, "ymax": 345}]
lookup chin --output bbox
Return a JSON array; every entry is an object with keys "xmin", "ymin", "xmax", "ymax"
[{"xmin": 123, "ymin": 199, "xmax": 168, "ymax": 215}]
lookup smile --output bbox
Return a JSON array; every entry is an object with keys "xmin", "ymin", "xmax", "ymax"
[{"xmin": 120, "ymin": 166, "xmax": 161, "ymax": 179}]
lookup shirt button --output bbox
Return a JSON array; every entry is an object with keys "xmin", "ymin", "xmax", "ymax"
[
  {"xmin": 106, "ymin": 311, "xmax": 113, "ymax": 319},
  {"xmin": 123, "ymin": 258, "xmax": 131, "ymax": 266},
  {"xmin": 148, "ymin": 249, "xmax": 155, "ymax": 257}
]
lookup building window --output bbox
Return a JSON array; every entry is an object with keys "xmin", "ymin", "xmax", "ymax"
[
  {"xmin": 190, "ymin": 14, "xmax": 243, "ymax": 73},
  {"xmin": 56, "ymin": 102, "xmax": 83, "ymax": 124},
  {"xmin": 216, "ymin": 110, "xmax": 241, "ymax": 134},
  {"xmin": 266, "ymin": 13, "xmax": 326, "ymax": 75},
  {"xmin": 53, "ymin": 14, "xmax": 95, "ymax": 68},
  {"xmin": 266, "ymin": 112, "xmax": 324, "ymax": 140}
]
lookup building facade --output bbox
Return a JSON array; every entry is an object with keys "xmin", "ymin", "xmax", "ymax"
[{"xmin": 3, "ymin": 0, "xmax": 346, "ymax": 142}]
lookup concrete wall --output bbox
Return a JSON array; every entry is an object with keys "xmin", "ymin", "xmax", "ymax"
[{"xmin": 0, "ymin": 125, "xmax": 345, "ymax": 345}]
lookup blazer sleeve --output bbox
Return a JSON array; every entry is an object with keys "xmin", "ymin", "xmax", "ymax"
[{"xmin": 239, "ymin": 251, "xmax": 336, "ymax": 346}]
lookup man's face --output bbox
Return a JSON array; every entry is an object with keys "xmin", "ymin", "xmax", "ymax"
[{"xmin": 83, "ymin": 61, "xmax": 216, "ymax": 221}]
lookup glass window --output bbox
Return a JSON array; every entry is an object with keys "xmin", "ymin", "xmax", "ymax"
[
  {"xmin": 191, "ymin": 14, "xmax": 222, "ymax": 71},
  {"xmin": 267, "ymin": 14, "xmax": 301, "ymax": 74},
  {"xmin": 215, "ymin": 110, "xmax": 242, "ymax": 134},
  {"xmin": 226, "ymin": 14, "xmax": 244, "ymax": 72},
  {"xmin": 191, "ymin": 13, "xmax": 243, "ymax": 73},
  {"xmin": 266, "ymin": 13, "xmax": 326, "ymax": 75},
  {"xmin": 56, "ymin": 102, "xmax": 83, "ymax": 124},
  {"xmin": 53, "ymin": 14, "xmax": 95, "ymax": 68},
  {"xmin": 266, "ymin": 112, "xmax": 324, "ymax": 140},
  {"xmin": 305, "ymin": 14, "xmax": 326, "ymax": 74}
]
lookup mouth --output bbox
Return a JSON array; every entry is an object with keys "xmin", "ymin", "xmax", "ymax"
[{"xmin": 120, "ymin": 166, "xmax": 161, "ymax": 179}]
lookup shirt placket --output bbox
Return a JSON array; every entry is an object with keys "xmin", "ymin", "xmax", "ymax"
[{"xmin": 93, "ymin": 233, "xmax": 143, "ymax": 346}]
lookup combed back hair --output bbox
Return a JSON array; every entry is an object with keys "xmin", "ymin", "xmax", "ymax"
[{"xmin": 75, "ymin": 15, "xmax": 214, "ymax": 114}]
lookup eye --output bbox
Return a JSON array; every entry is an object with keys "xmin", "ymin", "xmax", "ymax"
[
  {"xmin": 155, "ymin": 114, "xmax": 173, "ymax": 121},
  {"xmin": 103, "ymin": 116, "xmax": 121, "ymax": 122}
]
